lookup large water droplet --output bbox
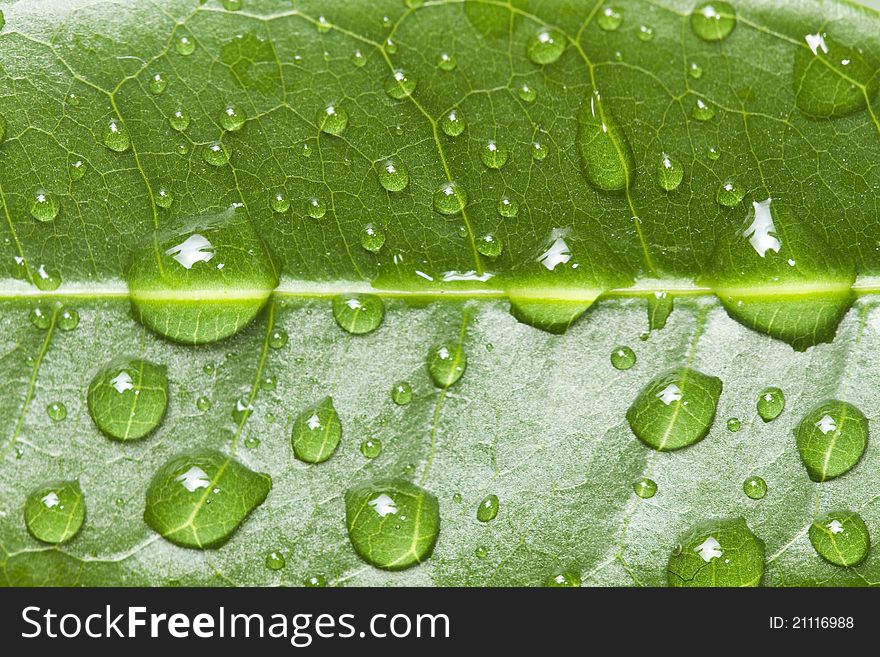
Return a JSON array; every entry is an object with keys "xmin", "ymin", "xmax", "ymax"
[
  {"xmin": 480, "ymin": 141, "xmax": 509, "ymax": 169},
  {"xmin": 476, "ymin": 494, "xmax": 499, "ymax": 522},
  {"xmin": 441, "ymin": 109, "xmax": 466, "ymax": 136},
  {"xmin": 126, "ymin": 206, "xmax": 279, "ymax": 343},
  {"xmin": 477, "ymin": 233, "xmax": 502, "ymax": 258},
  {"xmin": 756, "ymin": 387, "xmax": 784, "ymax": 422},
  {"xmin": 24, "ymin": 481, "xmax": 85, "ymax": 544},
  {"xmin": 103, "ymin": 119, "xmax": 130, "ymax": 152},
  {"xmin": 332, "ymin": 294, "xmax": 385, "ymax": 334},
  {"xmin": 793, "ymin": 32, "xmax": 878, "ymax": 118},
  {"xmin": 690, "ymin": 1, "xmax": 737, "ymax": 42},
  {"xmin": 576, "ymin": 89, "xmax": 634, "ymax": 192},
  {"xmin": 378, "ymin": 160, "xmax": 409, "ymax": 192},
  {"xmin": 202, "ymin": 142, "xmax": 229, "ymax": 166},
  {"xmin": 30, "ymin": 190, "xmax": 59, "ymax": 222},
  {"xmin": 318, "ymin": 104, "xmax": 348, "ymax": 135},
  {"xmin": 657, "ymin": 153, "xmax": 683, "ymax": 191},
  {"xmin": 291, "ymin": 397, "xmax": 342, "ymax": 464},
  {"xmin": 433, "ymin": 181, "xmax": 468, "ymax": 215},
  {"xmin": 716, "ymin": 180, "xmax": 745, "ymax": 207},
  {"xmin": 385, "ymin": 69, "xmax": 417, "ymax": 99},
  {"xmin": 598, "ymin": 5, "xmax": 623, "ymax": 31},
  {"xmin": 808, "ymin": 510, "xmax": 870, "ymax": 567},
  {"xmin": 306, "ymin": 197, "xmax": 327, "ymax": 219},
  {"xmin": 667, "ymin": 518, "xmax": 764, "ymax": 587},
  {"xmin": 220, "ymin": 104, "xmax": 245, "ymax": 132},
  {"xmin": 345, "ymin": 479, "xmax": 440, "ymax": 570},
  {"xmin": 392, "ymin": 381, "xmax": 413, "ymax": 405},
  {"xmin": 87, "ymin": 358, "xmax": 168, "ymax": 441},
  {"xmin": 626, "ymin": 367, "xmax": 722, "ymax": 451},
  {"xmin": 144, "ymin": 450, "xmax": 272, "ymax": 548},
  {"xmin": 428, "ymin": 343, "xmax": 467, "ymax": 387},
  {"xmin": 527, "ymin": 27, "xmax": 565, "ymax": 65},
  {"xmin": 795, "ymin": 400, "xmax": 868, "ymax": 482},
  {"xmin": 692, "ymin": 97, "xmax": 716, "ymax": 121},
  {"xmin": 360, "ymin": 224, "xmax": 386, "ymax": 253}
]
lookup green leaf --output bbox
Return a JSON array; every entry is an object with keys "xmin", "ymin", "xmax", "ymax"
[
  {"xmin": 1, "ymin": 0, "xmax": 880, "ymax": 588},
  {"xmin": 808, "ymin": 510, "xmax": 871, "ymax": 567}
]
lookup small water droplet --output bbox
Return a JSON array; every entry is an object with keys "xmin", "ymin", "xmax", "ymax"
[
  {"xmin": 360, "ymin": 224, "xmax": 386, "ymax": 253},
  {"xmin": 452, "ymin": 492, "xmax": 463, "ymax": 504},
  {"xmin": 689, "ymin": 61, "xmax": 703, "ymax": 79},
  {"xmin": 433, "ymin": 181, "xmax": 468, "ymax": 215},
  {"xmin": 88, "ymin": 359, "xmax": 168, "ymax": 441},
  {"xmin": 306, "ymin": 197, "xmax": 327, "ymax": 219},
  {"xmin": 481, "ymin": 141, "xmax": 509, "ymax": 169},
  {"xmin": 378, "ymin": 159, "xmax": 409, "ymax": 192},
  {"xmin": 260, "ymin": 374, "xmax": 276, "ymax": 391},
  {"xmin": 476, "ymin": 233, "xmax": 503, "ymax": 258},
  {"xmin": 726, "ymin": 417, "xmax": 741, "ymax": 432},
  {"xmin": 244, "ymin": 436, "xmax": 261, "ymax": 449},
  {"xmin": 24, "ymin": 480, "xmax": 85, "ymax": 544},
  {"xmin": 30, "ymin": 190, "xmax": 59, "ymax": 222},
  {"xmin": 546, "ymin": 571, "xmax": 581, "ymax": 587},
  {"xmin": 610, "ymin": 345, "xmax": 636, "ymax": 370},
  {"xmin": 476, "ymin": 494, "xmax": 499, "ymax": 522},
  {"xmin": 220, "ymin": 104, "xmax": 245, "ymax": 132},
  {"xmin": 46, "ymin": 401, "xmax": 67, "ymax": 422},
  {"xmin": 291, "ymin": 397, "xmax": 341, "ymax": 464},
  {"xmin": 332, "ymin": 294, "xmax": 385, "ymax": 334},
  {"xmin": 30, "ymin": 304, "xmax": 52, "ymax": 330},
  {"xmin": 316, "ymin": 15, "xmax": 331, "ymax": 33},
  {"xmin": 351, "ymin": 49, "xmax": 367, "ymax": 67},
  {"xmin": 391, "ymin": 381, "xmax": 412, "ymax": 405},
  {"xmin": 527, "ymin": 27, "xmax": 565, "ymax": 65},
  {"xmin": 269, "ymin": 328, "xmax": 288, "ymax": 349},
  {"xmin": 318, "ymin": 104, "xmax": 348, "ymax": 135},
  {"xmin": 517, "ymin": 83, "xmax": 537, "ymax": 102},
  {"xmin": 716, "ymin": 180, "xmax": 745, "ymax": 207},
  {"xmin": 232, "ymin": 397, "xmax": 253, "ymax": 423},
  {"xmin": 176, "ymin": 35, "xmax": 196, "ymax": 56},
  {"xmin": 196, "ymin": 396, "xmax": 212, "ymax": 412},
  {"xmin": 598, "ymin": 5, "xmax": 623, "ymax": 31},
  {"xmin": 360, "ymin": 439, "xmax": 382, "ymax": 459},
  {"xmin": 496, "ymin": 196, "xmax": 519, "ymax": 218},
  {"xmin": 385, "ymin": 69, "xmax": 417, "ymax": 99},
  {"xmin": 155, "ymin": 187, "xmax": 174, "ymax": 209},
  {"xmin": 691, "ymin": 1, "xmax": 737, "ymax": 42},
  {"xmin": 637, "ymin": 25, "xmax": 654, "ymax": 41},
  {"xmin": 34, "ymin": 265, "xmax": 62, "ymax": 291},
  {"xmin": 149, "ymin": 73, "xmax": 167, "ymax": 95},
  {"xmin": 103, "ymin": 118, "xmax": 130, "ymax": 152},
  {"xmin": 68, "ymin": 156, "xmax": 86, "ymax": 181},
  {"xmin": 657, "ymin": 153, "xmax": 684, "ymax": 191},
  {"xmin": 437, "ymin": 52, "xmax": 457, "ymax": 71},
  {"xmin": 270, "ymin": 191, "xmax": 290, "ymax": 213},
  {"xmin": 305, "ymin": 574, "xmax": 327, "ymax": 587},
  {"xmin": 265, "ymin": 550, "xmax": 286, "ymax": 570},
  {"xmin": 706, "ymin": 145, "xmax": 720, "ymax": 161},
  {"xmin": 531, "ymin": 141, "xmax": 548, "ymax": 160},
  {"xmin": 428, "ymin": 342, "xmax": 467, "ymax": 387},
  {"xmin": 577, "ymin": 89, "xmax": 634, "ymax": 192},
  {"xmin": 633, "ymin": 477, "xmax": 657, "ymax": 499},
  {"xmin": 756, "ymin": 387, "xmax": 784, "ymax": 422},
  {"xmin": 692, "ymin": 97, "xmax": 716, "ymax": 121},
  {"xmin": 475, "ymin": 545, "xmax": 489, "ymax": 559},
  {"xmin": 441, "ymin": 109, "xmax": 466, "ymax": 137},
  {"xmin": 742, "ymin": 476, "xmax": 767, "ymax": 500},
  {"xmin": 202, "ymin": 142, "xmax": 229, "ymax": 166},
  {"xmin": 58, "ymin": 307, "xmax": 79, "ymax": 331}
]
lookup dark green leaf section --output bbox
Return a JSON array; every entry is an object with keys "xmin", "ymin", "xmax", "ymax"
[{"xmin": 143, "ymin": 449, "xmax": 272, "ymax": 549}]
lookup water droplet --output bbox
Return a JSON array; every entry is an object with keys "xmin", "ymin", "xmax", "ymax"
[
  {"xmin": 690, "ymin": 1, "xmax": 737, "ymax": 42},
  {"xmin": 742, "ymin": 476, "xmax": 767, "ymax": 500},
  {"xmin": 304, "ymin": 574, "xmax": 327, "ymax": 587},
  {"xmin": 689, "ymin": 61, "xmax": 703, "ymax": 79},
  {"xmin": 30, "ymin": 304, "xmax": 52, "ymax": 330},
  {"xmin": 46, "ymin": 401, "xmax": 67, "ymax": 422},
  {"xmin": 155, "ymin": 187, "xmax": 174, "ymax": 209},
  {"xmin": 795, "ymin": 400, "xmax": 868, "ymax": 482},
  {"xmin": 176, "ymin": 142, "xmax": 189, "ymax": 156},
  {"xmin": 268, "ymin": 328, "xmax": 288, "ymax": 349},
  {"xmin": 517, "ymin": 83, "xmax": 537, "ymax": 103},
  {"xmin": 668, "ymin": 518, "xmax": 764, "ymax": 587},
  {"xmin": 145, "ymin": 450, "xmax": 271, "ymax": 548},
  {"xmin": 610, "ymin": 345, "xmax": 636, "ymax": 370},
  {"xmin": 196, "ymin": 396, "xmax": 212, "ymax": 412},
  {"xmin": 232, "ymin": 397, "xmax": 253, "ymax": 423},
  {"xmin": 433, "ymin": 181, "xmax": 468, "ymax": 215},
  {"xmin": 706, "ymin": 146, "xmax": 720, "ymax": 160},
  {"xmin": 809, "ymin": 510, "xmax": 870, "ymax": 567},
  {"xmin": 527, "ymin": 27, "xmax": 565, "ymax": 65},
  {"xmin": 531, "ymin": 141, "xmax": 548, "ymax": 160},
  {"xmin": 203, "ymin": 363, "xmax": 216, "ymax": 375},
  {"xmin": 318, "ymin": 104, "xmax": 348, "ymax": 135},
  {"xmin": 476, "ymin": 233, "xmax": 502, "ymax": 258},
  {"xmin": 440, "ymin": 109, "xmax": 466, "ymax": 136},
  {"xmin": 202, "ymin": 142, "xmax": 229, "ymax": 166},
  {"xmin": 385, "ymin": 69, "xmax": 417, "ymax": 99},
  {"xmin": 480, "ymin": 141, "xmax": 509, "ymax": 169},
  {"xmin": 316, "ymin": 15, "xmax": 331, "ymax": 33},
  {"xmin": 87, "ymin": 358, "xmax": 168, "ymax": 441},
  {"xmin": 384, "ymin": 37, "xmax": 397, "ymax": 54},
  {"xmin": 345, "ymin": 479, "xmax": 440, "ymax": 570},
  {"xmin": 692, "ymin": 97, "xmax": 716, "ymax": 121},
  {"xmin": 260, "ymin": 374, "xmax": 276, "ymax": 391},
  {"xmin": 427, "ymin": 343, "xmax": 467, "ymax": 388},
  {"xmin": 392, "ymin": 381, "xmax": 412, "ymax": 405},
  {"xmin": 475, "ymin": 545, "xmax": 489, "ymax": 559},
  {"xmin": 149, "ymin": 73, "xmax": 167, "ymax": 95},
  {"xmin": 66, "ymin": 92, "xmax": 80, "ymax": 107},
  {"xmin": 176, "ymin": 35, "xmax": 196, "ymax": 56},
  {"xmin": 598, "ymin": 5, "xmax": 623, "ymax": 31},
  {"xmin": 437, "ymin": 52, "xmax": 457, "ymax": 71},
  {"xmin": 657, "ymin": 153, "xmax": 684, "ymax": 191},
  {"xmin": 58, "ymin": 307, "xmax": 79, "ymax": 331},
  {"xmin": 716, "ymin": 180, "xmax": 745, "ymax": 207},
  {"xmin": 30, "ymin": 190, "xmax": 59, "ymax": 222},
  {"xmin": 476, "ymin": 494, "xmax": 499, "ymax": 522},
  {"xmin": 577, "ymin": 89, "xmax": 634, "ymax": 192},
  {"xmin": 169, "ymin": 108, "xmax": 189, "ymax": 131},
  {"xmin": 351, "ymin": 49, "xmax": 367, "ymax": 67},
  {"xmin": 633, "ymin": 477, "xmax": 657, "ymax": 499},
  {"xmin": 793, "ymin": 32, "xmax": 879, "ymax": 118},
  {"xmin": 360, "ymin": 224, "xmax": 386, "ymax": 253},
  {"xmin": 304, "ymin": 197, "xmax": 327, "ymax": 219},
  {"xmin": 244, "ymin": 436, "xmax": 261, "ymax": 449},
  {"xmin": 452, "ymin": 492, "xmax": 463, "ymax": 504},
  {"xmin": 126, "ymin": 205, "xmax": 278, "ymax": 343},
  {"xmin": 265, "ymin": 550, "xmax": 286, "ymax": 570},
  {"xmin": 756, "ymin": 387, "xmax": 784, "ymax": 422},
  {"xmin": 332, "ymin": 294, "xmax": 385, "ymax": 334},
  {"xmin": 360, "ymin": 439, "xmax": 382, "ymax": 459},
  {"xmin": 220, "ymin": 104, "xmax": 245, "ymax": 132},
  {"xmin": 497, "ymin": 196, "xmax": 519, "ymax": 217},
  {"xmin": 270, "ymin": 191, "xmax": 290, "ymax": 213},
  {"xmin": 291, "ymin": 397, "xmax": 342, "ymax": 464},
  {"xmin": 24, "ymin": 480, "xmax": 85, "ymax": 544},
  {"xmin": 627, "ymin": 367, "xmax": 723, "ymax": 451},
  {"xmin": 378, "ymin": 160, "xmax": 409, "ymax": 192},
  {"xmin": 637, "ymin": 25, "xmax": 654, "ymax": 41},
  {"xmin": 545, "ymin": 571, "xmax": 581, "ymax": 587},
  {"xmin": 34, "ymin": 265, "xmax": 62, "ymax": 291},
  {"xmin": 726, "ymin": 417, "xmax": 741, "ymax": 432},
  {"xmin": 68, "ymin": 156, "xmax": 86, "ymax": 181}
]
